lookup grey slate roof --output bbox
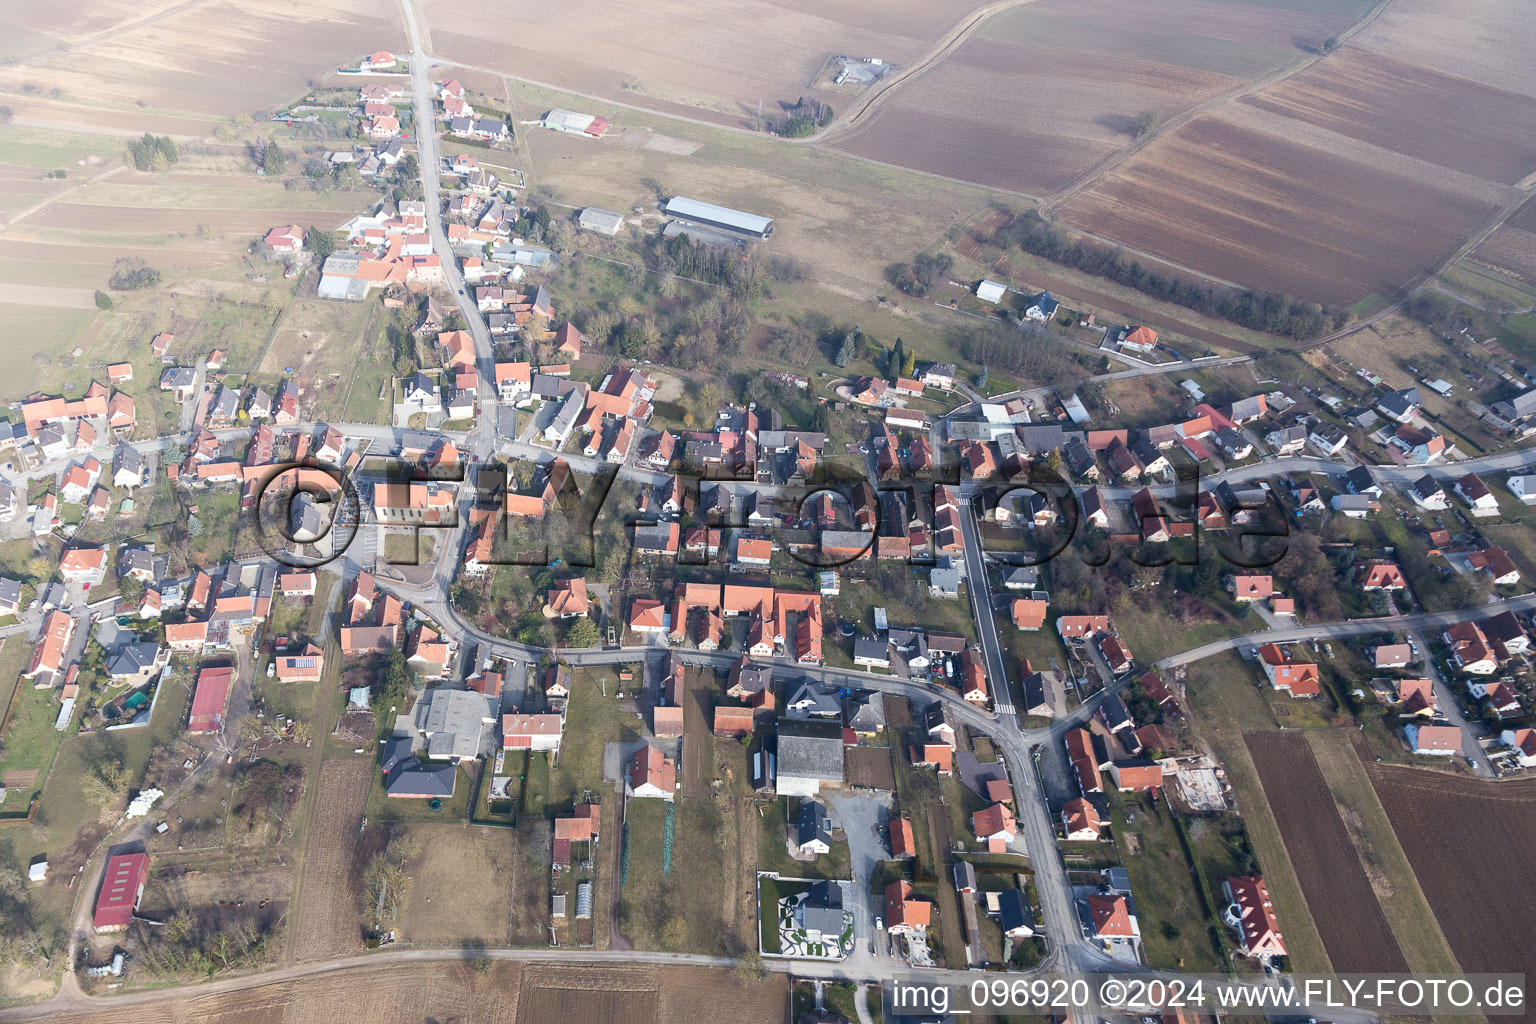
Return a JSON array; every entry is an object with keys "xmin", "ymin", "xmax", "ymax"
[
  {"xmin": 776, "ymin": 720, "xmax": 844, "ymax": 782},
  {"xmin": 107, "ymin": 641, "xmax": 163, "ymax": 678}
]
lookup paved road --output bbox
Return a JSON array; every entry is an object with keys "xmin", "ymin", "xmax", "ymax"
[
  {"xmin": 1405, "ymin": 624, "xmax": 1494, "ymax": 777},
  {"xmin": 1155, "ymin": 592, "xmax": 1536, "ymax": 670}
]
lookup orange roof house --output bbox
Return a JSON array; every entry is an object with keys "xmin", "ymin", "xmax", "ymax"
[
  {"xmin": 1088, "ymin": 893, "xmax": 1137, "ymax": 937},
  {"xmin": 1227, "ymin": 573, "xmax": 1273, "ymax": 601},
  {"xmin": 546, "ymin": 577, "xmax": 589, "ymax": 618},
  {"xmin": 274, "ymin": 643, "xmax": 324, "ymax": 682},
  {"xmin": 972, "ymin": 802, "xmax": 1018, "ymax": 852},
  {"xmin": 713, "ymin": 706, "xmax": 755, "ymax": 736},
  {"xmin": 23, "ymin": 610, "xmax": 75, "ymax": 680},
  {"xmin": 889, "ymin": 817, "xmax": 916, "ymax": 859},
  {"xmin": 884, "ymin": 881, "xmax": 931, "ymax": 934},
  {"xmin": 1256, "ymin": 642, "xmax": 1320, "ymax": 697},
  {"xmin": 1011, "ymin": 598, "xmax": 1047, "ymax": 630},
  {"xmin": 1361, "ymin": 562, "xmax": 1407, "ymax": 591},
  {"xmin": 554, "ymin": 323, "xmax": 583, "ymax": 357},
  {"xmin": 1062, "ymin": 797, "xmax": 1103, "ymax": 840}
]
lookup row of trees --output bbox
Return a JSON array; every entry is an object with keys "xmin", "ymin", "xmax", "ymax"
[{"xmin": 1001, "ymin": 212, "xmax": 1349, "ymax": 340}]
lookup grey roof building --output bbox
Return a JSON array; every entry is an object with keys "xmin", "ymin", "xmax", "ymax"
[
  {"xmin": 107, "ymin": 641, "xmax": 165, "ymax": 681},
  {"xmin": 796, "ymin": 879, "xmax": 844, "ymax": 941},
  {"xmin": 418, "ymin": 688, "xmax": 497, "ymax": 760},
  {"xmin": 385, "ymin": 757, "xmax": 457, "ymax": 798},
  {"xmin": 796, "ymin": 800, "xmax": 833, "ymax": 851},
  {"xmin": 0, "ymin": 577, "xmax": 21, "ymax": 616},
  {"xmin": 776, "ymin": 719, "xmax": 844, "ymax": 797},
  {"xmin": 785, "ymin": 680, "xmax": 841, "ymax": 720},
  {"xmin": 844, "ymin": 690, "xmax": 885, "ymax": 734}
]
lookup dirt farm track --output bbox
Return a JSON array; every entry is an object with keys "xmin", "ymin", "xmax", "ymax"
[
  {"xmin": 0, "ymin": 960, "xmax": 788, "ymax": 1024},
  {"xmin": 1245, "ymin": 731, "xmax": 1409, "ymax": 974}
]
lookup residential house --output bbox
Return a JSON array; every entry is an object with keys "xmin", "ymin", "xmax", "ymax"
[
  {"xmin": 1443, "ymin": 622, "xmax": 1497, "ymax": 674},
  {"xmin": 1455, "ymin": 473, "xmax": 1498, "ymax": 514},
  {"xmin": 1222, "ymin": 875, "xmax": 1286, "ymax": 958},
  {"xmin": 625, "ymin": 744, "xmax": 677, "ymax": 800},
  {"xmin": 1257, "ymin": 643, "xmax": 1320, "ymax": 696},
  {"xmin": 1062, "ymin": 797, "xmax": 1103, "ymax": 841},
  {"xmin": 1407, "ymin": 723, "xmax": 1462, "ymax": 756}
]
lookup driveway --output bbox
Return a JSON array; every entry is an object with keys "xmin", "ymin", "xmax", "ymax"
[{"xmin": 826, "ymin": 791, "xmax": 893, "ymax": 967}]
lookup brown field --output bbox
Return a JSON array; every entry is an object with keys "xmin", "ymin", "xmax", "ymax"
[
  {"xmin": 1368, "ymin": 765, "xmax": 1536, "ymax": 982},
  {"xmin": 395, "ymin": 825, "xmax": 517, "ymax": 945},
  {"xmin": 0, "ymin": 0, "xmax": 404, "ymax": 119},
  {"xmin": 1058, "ymin": 113, "xmax": 1492, "ymax": 304},
  {"xmin": 1242, "ymin": 50, "xmax": 1536, "ymax": 186},
  {"xmin": 424, "ymin": 0, "xmax": 988, "ymax": 126},
  {"xmin": 681, "ymin": 668, "xmax": 714, "ymax": 800},
  {"xmin": 289, "ymin": 758, "xmax": 371, "ymax": 963},
  {"xmin": 17, "ymin": 961, "xmax": 786, "ymax": 1024},
  {"xmin": 516, "ymin": 964, "xmax": 658, "ymax": 1023},
  {"xmin": 845, "ymin": 745, "xmax": 896, "ymax": 790},
  {"xmin": 1472, "ymin": 226, "xmax": 1536, "ymax": 285},
  {"xmin": 1049, "ymin": 0, "xmax": 1536, "ymax": 305},
  {"xmin": 1245, "ymin": 730, "xmax": 1410, "ymax": 973},
  {"xmin": 832, "ymin": 0, "xmax": 1362, "ymax": 195},
  {"xmin": 26, "ymin": 204, "xmax": 358, "ymax": 235}
]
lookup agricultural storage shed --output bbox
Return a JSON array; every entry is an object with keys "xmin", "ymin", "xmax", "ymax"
[{"xmin": 663, "ymin": 196, "xmax": 773, "ymax": 238}]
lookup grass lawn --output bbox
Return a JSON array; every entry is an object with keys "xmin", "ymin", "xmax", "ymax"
[
  {"xmin": 757, "ymin": 796, "xmax": 852, "ymax": 881},
  {"xmin": 1112, "ymin": 603, "xmax": 1247, "ymax": 667},
  {"xmin": 1105, "ymin": 789, "xmax": 1226, "ymax": 973},
  {"xmin": 618, "ymin": 796, "xmax": 733, "ymax": 952},
  {"xmin": 0, "ymin": 651, "xmax": 81, "ymax": 814},
  {"xmin": 757, "ymin": 874, "xmax": 813, "ymax": 954},
  {"xmin": 547, "ymin": 667, "xmax": 643, "ymax": 809},
  {"xmin": 362, "ymin": 762, "xmax": 475, "ymax": 822},
  {"xmin": 1181, "ymin": 651, "xmax": 1334, "ymax": 973},
  {"xmin": 833, "ymin": 576, "xmax": 977, "ymax": 644}
]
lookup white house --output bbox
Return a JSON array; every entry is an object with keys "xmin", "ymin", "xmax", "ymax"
[
  {"xmin": 1454, "ymin": 473, "xmax": 1499, "ymax": 515},
  {"xmin": 1500, "ymin": 728, "xmax": 1536, "ymax": 767},
  {"xmin": 1506, "ymin": 474, "xmax": 1536, "ymax": 505}
]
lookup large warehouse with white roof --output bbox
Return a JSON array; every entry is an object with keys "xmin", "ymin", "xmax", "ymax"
[{"xmin": 662, "ymin": 196, "xmax": 773, "ymax": 239}]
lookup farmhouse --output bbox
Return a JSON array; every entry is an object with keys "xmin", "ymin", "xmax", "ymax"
[
  {"xmin": 577, "ymin": 208, "xmax": 624, "ymax": 235},
  {"xmin": 776, "ymin": 719, "xmax": 844, "ymax": 796},
  {"xmin": 625, "ymin": 744, "xmax": 677, "ymax": 800},
  {"xmin": 188, "ymin": 666, "xmax": 233, "ymax": 733},
  {"xmin": 975, "ymin": 279, "xmax": 1006, "ymax": 304},
  {"xmin": 541, "ymin": 109, "xmax": 610, "ymax": 137}
]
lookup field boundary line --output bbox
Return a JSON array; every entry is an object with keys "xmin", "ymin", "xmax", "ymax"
[{"xmin": 1039, "ymin": 0, "xmax": 1400, "ymax": 212}]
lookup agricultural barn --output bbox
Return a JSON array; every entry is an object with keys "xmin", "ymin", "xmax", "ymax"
[
  {"xmin": 542, "ymin": 109, "xmax": 609, "ymax": 137},
  {"xmin": 663, "ymin": 196, "xmax": 773, "ymax": 239},
  {"xmin": 578, "ymin": 208, "xmax": 624, "ymax": 235},
  {"xmin": 93, "ymin": 852, "xmax": 149, "ymax": 932},
  {"xmin": 188, "ymin": 666, "xmax": 233, "ymax": 734}
]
